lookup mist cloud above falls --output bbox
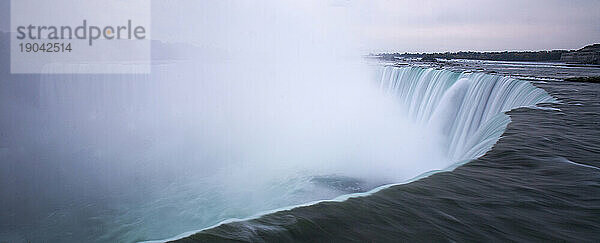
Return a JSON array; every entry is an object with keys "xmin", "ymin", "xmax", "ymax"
[
  {"xmin": 0, "ymin": 2, "xmax": 452, "ymax": 240},
  {"xmin": 2, "ymin": 0, "xmax": 448, "ymax": 211},
  {"xmin": 135, "ymin": 0, "xmax": 448, "ymax": 183}
]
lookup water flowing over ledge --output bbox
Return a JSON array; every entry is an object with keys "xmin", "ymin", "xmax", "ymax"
[
  {"xmin": 378, "ymin": 66, "xmax": 556, "ymax": 162},
  {"xmin": 163, "ymin": 66, "xmax": 557, "ymax": 242}
]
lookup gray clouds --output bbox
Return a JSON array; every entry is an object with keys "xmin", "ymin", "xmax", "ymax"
[
  {"xmin": 2, "ymin": 0, "xmax": 598, "ymax": 55},
  {"xmin": 339, "ymin": 0, "xmax": 600, "ymax": 52}
]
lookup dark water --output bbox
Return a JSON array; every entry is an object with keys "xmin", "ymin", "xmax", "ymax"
[{"xmin": 175, "ymin": 80, "xmax": 600, "ymax": 242}]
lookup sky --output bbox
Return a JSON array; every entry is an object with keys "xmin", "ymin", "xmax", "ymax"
[
  {"xmin": 148, "ymin": 0, "xmax": 600, "ymax": 53},
  {"xmin": 1, "ymin": 0, "xmax": 599, "ymax": 53},
  {"xmin": 339, "ymin": 0, "xmax": 600, "ymax": 52}
]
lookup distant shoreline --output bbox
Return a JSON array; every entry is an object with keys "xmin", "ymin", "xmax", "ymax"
[{"xmin": 372, "ymin": 44, "xmax": 600, "ymax": 65}]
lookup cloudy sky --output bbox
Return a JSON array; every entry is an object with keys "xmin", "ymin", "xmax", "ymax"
[
  {"xmin": 149, "ymin": 0, "xmax": 600, "ymax": 53},
  {"xmin": 338, "ymin": 0, "xmax": 600, "ymax": 52},
  {"xmin": 2, "ymin": 0, "xmax": 599, "ymax": 53}
]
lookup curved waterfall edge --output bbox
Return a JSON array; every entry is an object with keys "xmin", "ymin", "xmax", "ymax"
[{"xmin": 154, "ymin": 66, "xmax": 557, "ymax": 243}]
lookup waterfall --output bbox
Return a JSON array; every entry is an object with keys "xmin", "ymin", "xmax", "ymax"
[
  {"xmin": 3, "ymin": 62, "xmax": 558, "ymax": 242},
  {"xmin": 378, "ymin": 66, "xmax": 555, "ymax": 162}
]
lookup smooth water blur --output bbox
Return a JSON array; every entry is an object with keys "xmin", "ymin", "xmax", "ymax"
[
  {"xmin": 1, "ymin": 56, "xmax": 557, "ymax": 241},
  {"xmin": 0, "ymin": 1, "xmax": 557, "ymax": 242},
  {"xmin": 182, "ymin": 78, "xmax": 600, "ymax": 242},
  {"xmin": 0, "ymin": 1, "xmax": 450, "ymax": 241},
  {"xmin": 2, "ymin": 59, "xmax": 451, "ymax": 242},
  {"xmin": 378, "ymin": 66, "xmax": 555, "ymax": 161}
]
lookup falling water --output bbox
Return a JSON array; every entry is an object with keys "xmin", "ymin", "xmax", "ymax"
[
  {"xmin": 378, "ymin": 65, "xmax": 556, "ymax": 162},
  {"xmin": 1, "ymin": 58, "xmax": 557, "ymax": 242}
]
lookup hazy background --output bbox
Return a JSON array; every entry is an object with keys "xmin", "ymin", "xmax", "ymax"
[
  {"xmin": 147, "ymin": 0, "xmax": 600, "ymax": 53},
  {"xmin": 0, "ymin": 0, "xmax": 443, "ymax": 241},
  {"xmin": 1, "ymin": 0, "xmax": 598, "ymax": 53}
]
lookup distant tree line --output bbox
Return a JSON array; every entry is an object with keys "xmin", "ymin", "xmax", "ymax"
[{"xmin": 375, "ymin": 50, "xmax": 567, "ymax": 62}]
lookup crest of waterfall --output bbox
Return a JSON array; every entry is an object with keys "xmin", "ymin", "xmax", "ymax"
[{"xmin": 378, "ymin": 66, "xmax": 555, "ymax": 162}]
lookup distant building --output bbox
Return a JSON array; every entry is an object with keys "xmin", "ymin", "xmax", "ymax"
[{"xmin": 561, "ymin": 44, "xmax": 600, "ymax": 64}]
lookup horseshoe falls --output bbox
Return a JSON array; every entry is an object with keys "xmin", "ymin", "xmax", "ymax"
[
  {"xmin": 2, "ymin": 59, "xmax": 561, "ymax": 242},
  {"xmin": 378, "ymin": 66, "xmax": 555, "ymax": 162},
  {"xmin": 164, "ymin": 65, "xmax": 559, "ymax": 242},
  {"xmin": 3, "ymin": 0, "xmax": 600, "ymax": 241},
  {"xmin": 0, "ymin": 55, "xmax": 561, "ymax": 242}
]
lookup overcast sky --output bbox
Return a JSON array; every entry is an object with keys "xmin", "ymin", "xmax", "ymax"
[
  {"xmin": 338, "ymin": 0, "xmax": 600, "ymax": 52},
  {"xmin": 149, "ymin": 0, "xmax": 600, "ymax": 53},
  {"xmin": 2, "ymin": 0, "xmax": 599, "ymax": 53}
]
